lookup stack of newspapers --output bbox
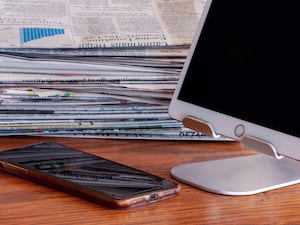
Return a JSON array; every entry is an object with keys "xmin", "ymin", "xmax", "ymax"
[{"xmin": 0, "ymin": 0, "xmax": 228, "ymax": 141}]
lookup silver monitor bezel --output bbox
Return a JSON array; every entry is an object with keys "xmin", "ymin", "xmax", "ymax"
[{"xmin": 169, "ymin": 0, "xmax": 300, "ymax": 161}]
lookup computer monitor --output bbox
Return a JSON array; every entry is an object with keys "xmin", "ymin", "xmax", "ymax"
[{"xmin": 168, "ymin": 0, "xmax": 300, "ymax": 195}]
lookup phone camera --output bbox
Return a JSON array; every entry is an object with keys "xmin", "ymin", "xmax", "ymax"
[{"xmin": 149, "ymin": 193, "xmax": 159, "ymax": 202}]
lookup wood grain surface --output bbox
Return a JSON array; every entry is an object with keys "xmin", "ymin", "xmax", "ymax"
[{"xmin": 1, "ymin": 136, "xmax": 300, "ymax": 225}]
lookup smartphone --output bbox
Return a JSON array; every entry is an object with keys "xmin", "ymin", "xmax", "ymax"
[{"xmin": 0, "ymin": 142, "xmax": 180, "ymax": 209}]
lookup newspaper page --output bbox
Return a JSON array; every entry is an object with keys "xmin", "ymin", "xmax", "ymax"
[
  {"xmin": 0, "ymin": 0, "xmax": 206, "ymax": 48},
  {"xmin": 0, "ymin": 46, "xmax": 190, "ymax": 57}
]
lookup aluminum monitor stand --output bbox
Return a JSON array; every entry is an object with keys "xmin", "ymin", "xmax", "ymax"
[{"xmin": 170, "ymin": 116, "xmax": 300, "ymax": 195}]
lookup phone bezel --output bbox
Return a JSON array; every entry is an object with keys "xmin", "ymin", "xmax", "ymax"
[{"xmin": 0, "ymin": 142, "xmax": 180, "ymax": 209}]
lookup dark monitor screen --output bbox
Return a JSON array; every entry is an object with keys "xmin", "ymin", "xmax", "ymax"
[{"xmin": 178, "ymin": 0, "xmax": 300, "ymax": 137}]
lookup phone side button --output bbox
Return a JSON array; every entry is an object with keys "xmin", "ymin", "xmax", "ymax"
[{"xmin": 130, "ymin": 197, "xmax": 146, "ymax": 206}]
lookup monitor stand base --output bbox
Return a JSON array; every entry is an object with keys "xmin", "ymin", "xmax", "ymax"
[
  {"xmin": 171, "ymin": 154, "xmax": 300, "ymax": 195},
  {"xmin": 172, "ymin": 116, "xmax": 300, "ymax": 195}
]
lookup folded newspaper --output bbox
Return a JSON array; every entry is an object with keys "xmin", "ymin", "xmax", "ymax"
[{"xmin": 0, "ymin": 0, "xmax": 205, "ymax": 49}]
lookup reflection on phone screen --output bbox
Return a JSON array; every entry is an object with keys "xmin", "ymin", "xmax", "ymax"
[{"xmin": 0, "ymin": 142, "xmax": 175, "ymax": 199}]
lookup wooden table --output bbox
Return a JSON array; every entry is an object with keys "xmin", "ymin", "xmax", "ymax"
[{"xmin": 1, "ymin": 136, "xmax": 300, "ymax": 224}]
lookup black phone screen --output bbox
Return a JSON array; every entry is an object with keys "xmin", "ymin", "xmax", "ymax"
[{"xmin": 0, "ymin": 142, "xmax": 177, "ymax": 199}]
